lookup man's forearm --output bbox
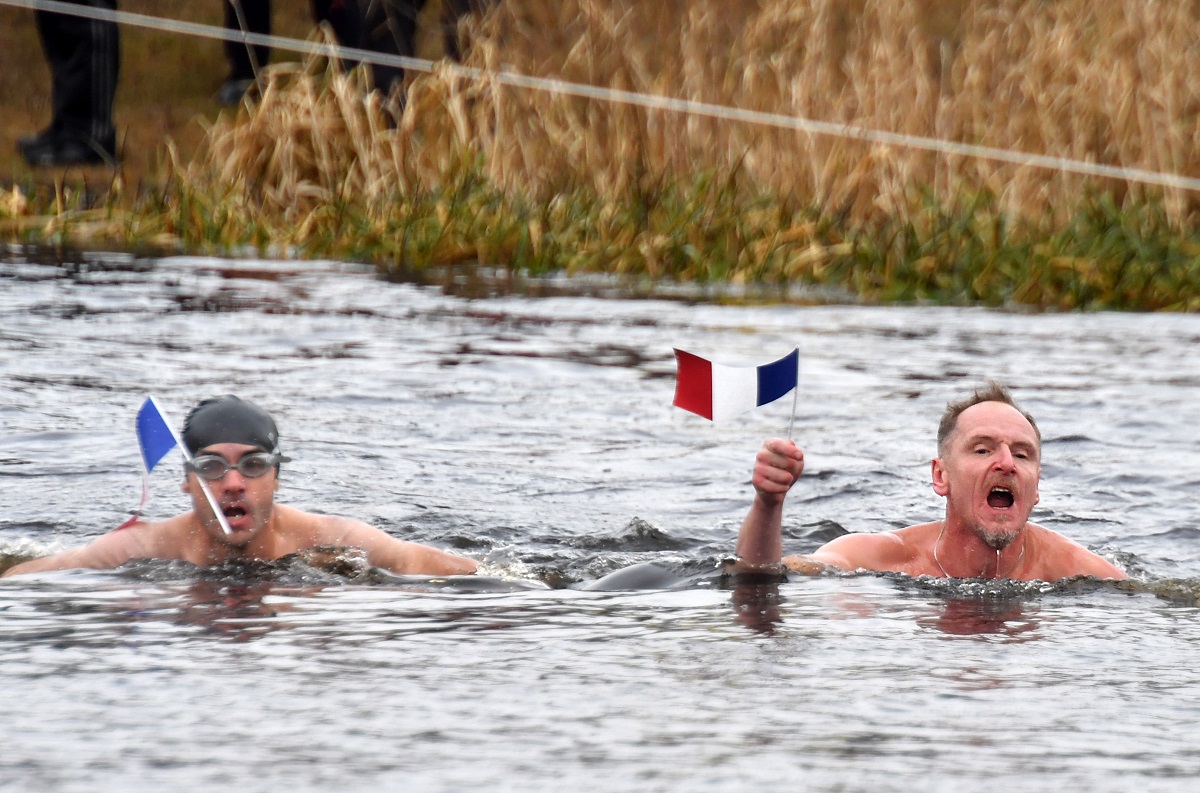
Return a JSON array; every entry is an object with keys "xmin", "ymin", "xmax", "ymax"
[{"xmin": 733, "ymin": 494, "xmax": 784, "ymax": 570}]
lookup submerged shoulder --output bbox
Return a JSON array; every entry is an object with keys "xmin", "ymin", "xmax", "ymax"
[
  {"xmin": 275, "ymin": 505, "xmax": 369, "ymax": 536},
  {"xmin": 811, "ymin": 524, "xmax": 930, "ymax": 571},
  {"xmin": 1031, "ymin": 524, "xmax": 1127, "ymax": 580}
]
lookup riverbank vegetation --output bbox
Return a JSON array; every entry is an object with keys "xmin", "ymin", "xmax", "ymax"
[{"xmin": 3, "ymin": 0, "xmax": 1200, "ymax": 310}]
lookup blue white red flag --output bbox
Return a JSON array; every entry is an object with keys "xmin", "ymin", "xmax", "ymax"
[{"xmin": 673, "ymin": 347, "xmax": 799, "ymax": 422}]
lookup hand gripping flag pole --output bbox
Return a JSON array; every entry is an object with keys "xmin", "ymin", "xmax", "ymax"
[
  {"xmin": 118, "ymin": 396, "xmax": 234, "ymax": 535},
  {"xmin": 672, "ymin": 347, "xmax": 800, "ymax": 438}
]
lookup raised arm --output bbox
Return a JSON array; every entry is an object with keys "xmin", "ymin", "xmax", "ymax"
[{"xmin": 731, "ymin": 438, "xmax": 805, "ymax": 573}]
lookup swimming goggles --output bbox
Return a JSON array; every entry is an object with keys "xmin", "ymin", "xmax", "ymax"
[{"xmin": 186, "ymin": 452, "xmax": 282, "ymax": 481}]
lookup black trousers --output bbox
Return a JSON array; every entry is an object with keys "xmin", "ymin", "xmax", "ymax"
[
  {"xmin": 223, "ymin": 0, "xmax": 364, "ymax": 81},
  {"xmin": 35, "ymin": 0, "xmax": 119, "ymax": 144},
  {"xmin": 361, "ymin": 0, "xmax": 492, "ymax": 95},
  {"xmin": 225, "ymin": 0, "xmax": 492, "ymax": 96}
]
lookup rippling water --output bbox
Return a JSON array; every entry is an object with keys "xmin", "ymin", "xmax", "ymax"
[{"xmin": 2, "ymin": 249, "xmax": 1200, "ymax": 791}]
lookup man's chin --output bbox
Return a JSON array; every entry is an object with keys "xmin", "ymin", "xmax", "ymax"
[
  {"xmin": 204, "ymin": 519, "xmax": 259, "ymax": 546},
  {"xmin": 976, "ymin": 525, "xmax": 1021, "ymax": 550}
]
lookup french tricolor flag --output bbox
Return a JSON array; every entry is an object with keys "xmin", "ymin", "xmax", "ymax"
[{"xmin": 673, "ymin": 348, "xmax": 799, "ymax": 422}]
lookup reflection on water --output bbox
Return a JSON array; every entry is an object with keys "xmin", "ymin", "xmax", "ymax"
[
  {"xmin": 730, "ymin": 574, "xmax": 1045, "ymax": 640},
  {"xmin": 727, "ymin": 577, "xmax": 785, "ymax": 635},
  {"xmin": 919, "ymin": 597, "xmax": 1040, "ymax": 639},
  {"xmin": 128, "ymin": 579, "xmax": 302, "ymax": 642},
  {"xmin": 4, "ymin": 251, "xmax": 1200, "ymax": 790}
]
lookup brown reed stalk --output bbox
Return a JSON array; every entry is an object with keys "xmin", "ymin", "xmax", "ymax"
[{"xmin": 165, "ymin": 0, "xmax": 1199, "ymax": 280}]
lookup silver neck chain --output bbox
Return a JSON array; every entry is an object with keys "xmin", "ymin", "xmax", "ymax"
[{"xmin": 933, "ymin": 523, "xmax": 1026, "ymax": 579}]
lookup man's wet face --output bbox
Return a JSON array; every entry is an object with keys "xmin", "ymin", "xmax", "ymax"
[
  {"xmin": 937, "ymin": 401, "xmax": 1041, "ymax": 548},
  {"xmin": 184, "ymin": 442, "xmax": 277, "ymax": 545}
]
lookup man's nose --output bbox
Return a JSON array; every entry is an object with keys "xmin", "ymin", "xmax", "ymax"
[
  {"xmin": 993, "ymin": 445, "xmax": 1016, "ymax": 470},
  {"xmin": 216, "ymin": 468, "xmax": 247, "ymax": 489}
]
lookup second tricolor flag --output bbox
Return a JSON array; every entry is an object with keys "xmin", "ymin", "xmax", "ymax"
[{"xmin": 673, "ymin": 347, "xmax": 799, "ymax": 422}]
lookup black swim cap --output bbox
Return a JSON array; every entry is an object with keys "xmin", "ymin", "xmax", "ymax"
[{"xmin": 182, "ymin": 395, "xmax": 286, "ymax": 457}]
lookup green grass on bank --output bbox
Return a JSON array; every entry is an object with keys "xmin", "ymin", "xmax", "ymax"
[{"xmin": 8, "ymin": 154, "xmax": 1200, "ymax": 311}]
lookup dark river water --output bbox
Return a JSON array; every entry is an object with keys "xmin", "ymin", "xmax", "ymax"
[{"xmin": 2, "ymin": 249, "xmax": 1200, "ymax": 791}]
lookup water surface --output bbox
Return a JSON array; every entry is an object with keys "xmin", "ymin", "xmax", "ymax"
[{"xmin": 2, "ymin": 250, "xmax": 1199, "ymax": 791}]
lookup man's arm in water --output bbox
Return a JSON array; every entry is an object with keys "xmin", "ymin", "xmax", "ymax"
[
  {"xmin": 332, "ymin": 519, "xmax": 478, "ymax": 576},
  {"xmin": 731, "ymin": 438, "xmax": 806, "ymax": 573},
  {"xmin": 2, "ymin": 526, "xmax": 159, "ymax": 577}
]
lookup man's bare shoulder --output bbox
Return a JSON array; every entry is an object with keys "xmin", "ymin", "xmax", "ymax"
[
  {"xmin": 2, "ymin": 513, "xmax": 196, "ymax": 576},
  {"xmin": 270, "ymin": 504, "xmax": 373, "ymax": 546},
  {"xmin": 113, "ymin": 513, "xmax": 212, "ymax": 559},
  {"xmin": 1028, "ymin": 524, "xmax": 1127, "ymax": 580},
  {"xmin": 805, "ymin": 523, "xmax": 938, "ymax": 574},
  {"xmin": 271, "ymin": 507, "xmax": 477, "ymax": 576}
]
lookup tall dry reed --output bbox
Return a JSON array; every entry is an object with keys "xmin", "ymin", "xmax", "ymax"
[
  {"xmin": 185, "ymin": 0, "xmax": 1200, "ymax": 227},
  {"xmin": 159, "ymin": 0, "xmax": 1200, "ymax": 305}
]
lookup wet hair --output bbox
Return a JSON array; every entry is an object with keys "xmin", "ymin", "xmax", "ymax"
[
  {"xmin": 182, "ymin": 395, "xmax": 287, "ymax": 468},
  {"xmin": 936, "ymin": 381, "xmax": 1040, "ymax": 457}
]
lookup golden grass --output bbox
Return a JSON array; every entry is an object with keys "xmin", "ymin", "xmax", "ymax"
[
  {"xmin": 176, "ymin": 0, "xmax": 1200, "ymax": 221},
  {"xmin": 473, "ymin": 0, "xmax": 1200, "ymax": 222},
  {"xmin": 5, "ymin": 0, "xmax": 1200, "ymax": 308}
]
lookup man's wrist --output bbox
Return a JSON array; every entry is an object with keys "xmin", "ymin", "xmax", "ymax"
[{"xmin": 723, "ymin": 555, "xmax": 788, "ymax": 577}]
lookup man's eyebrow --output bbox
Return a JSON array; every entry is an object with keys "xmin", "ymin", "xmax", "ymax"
[{"xmin": 962, "ymin": 432, "xmax": 1039, "ymax": 450}]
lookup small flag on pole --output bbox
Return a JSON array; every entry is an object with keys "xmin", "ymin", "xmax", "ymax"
[
  {"xmin": 135, "ymin": 396, "xmax": 179, "ymax": 473},
  {"xmin": 119, "ymin": 396, "xmax": 184, "ymax": 529},
  {"xmin": 673, "ymin": 347, "xmax": 799, "ymax": 422}
]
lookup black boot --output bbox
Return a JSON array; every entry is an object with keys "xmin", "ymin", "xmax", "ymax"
[{"xmin": 18, "ymin": 127, "xmax": 118, "ymax": 167}]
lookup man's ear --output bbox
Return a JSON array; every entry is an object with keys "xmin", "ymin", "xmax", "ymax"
[{"xmin": 931, "ymin": 457, "xmax": 950, "ymax": 497}]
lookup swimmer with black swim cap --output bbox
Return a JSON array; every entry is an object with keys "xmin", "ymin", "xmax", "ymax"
[{"xmin": 4, "ymin": 395, "xmax": 476, "ymax": 577}]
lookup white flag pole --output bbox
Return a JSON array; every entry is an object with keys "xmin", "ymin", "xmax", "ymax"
[{"xmin": 786, "ymin": 347, "xmax": 799, "ymax": 442}]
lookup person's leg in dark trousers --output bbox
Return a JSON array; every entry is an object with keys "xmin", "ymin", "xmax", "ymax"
[
  {"xmin": 360, "ymin": 0, "xmax": 425, "ymax": 100},
  {"xmin": 311, "ymin": 0, "xmax": 364, "ymax": 72},
  {"xmin": 360, "ymin": 0, "xmax": 491, "ymax": 106},
  {"xmin": 311, "ymin": 0, "xmax": 364, "ymax": 50},
  {"xmin": 20, "ymin": 0, "xmax": 120, "ymax": 166},
  {"xmin": 219, "ymin": 0, "xmax": 272, "ymax": 106},
  {"xmin": 220, "ymin": 0, "xmax": 367, "ymax": 104},
  {"xmin": 439, "ymin": 0, "xmax": 491, "ymax": 62}
]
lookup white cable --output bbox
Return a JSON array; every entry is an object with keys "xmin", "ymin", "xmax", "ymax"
[{"xmin": 6, "ymin": 0, "xmax": 1200, "ymax": 194}]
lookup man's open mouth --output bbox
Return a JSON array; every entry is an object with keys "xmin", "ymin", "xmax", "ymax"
[
  {"xmin": 987, "ymin": 487, "xmax": 1014, "ymax": 509},
  {"xmin": 222, "ymin": 505, "xmax": 248, "ymax": 521}
]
